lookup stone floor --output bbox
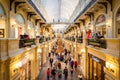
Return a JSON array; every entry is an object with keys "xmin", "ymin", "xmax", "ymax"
[{"xmin": 37, "ymin": 55, "xmax": 82, "ymax": 80}]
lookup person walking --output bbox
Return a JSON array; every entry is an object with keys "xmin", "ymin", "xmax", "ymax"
[
  {"xmin": 70, "ymin": 67, "xmax": 74, "ymax": 76},
  {"xmin": 58, "ymin": 62, "xmax": 61, "ymax": 69},
  {"xmin": 63, "ymin": 67, "xmax": 68, "ymax": 80},
  {"xmin": 51, "ymin": 67, "xmax": 56, "ymax": 80},
  {"xmin": 46, "ymin": 68, "xmax": 50, "ymax": 80},
  {"xmin": 57, "ymin": 68, "xmax": 62, "ymax": 80},
  {"xmin": 78, "ymin": 74, "xmax": 83, "ymax": 80},
  {"xmin": 54, "ymin": 60, "xmax": 58, "ymax": 69},
  {"xmin": 74, "ymin": 60, "xmax": 78, "ymax": 70},
  {"xmin": 68, "ymin": 57, "xmax": 71, "ymax": 64},
  {"xmin": 49, "ymin": 57, "xmax": 54, "ymax": 67},
  {"xmin": 64, "ymin": 59, "xmax": 68, "ymax": 66},
  {"xmin": 48, "ymin": 52, "xmax": 51, "ymax": 57},
  {"xmin": 70, "ymin": 60, "xmax": 74, "ymax": 68}
]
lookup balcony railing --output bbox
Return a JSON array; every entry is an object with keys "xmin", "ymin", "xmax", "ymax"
[
  {"xmin": 77, "ymin": 38, "xmax": 83, "ymax": 43},
  {"xmin": 65, "ymin": 37, "xmax": 83, "ymax": 43},
  {"xmin": 19, "ymin": 39, "xmax": 35, "ymax": 48},
  {"xmin": 65, "ymin": 37, "xmax": 75, "ymax": 42},
  {"xmin": 39, "ymin": 37, "xmax": 44, "ymax": 43},
  {"xmin": 88, "ymin": 38, "xmax": 107, "ymax": 49},
  {"xmin": 39, "ymin": 37, "xmax": 52, "ymax": 43}
]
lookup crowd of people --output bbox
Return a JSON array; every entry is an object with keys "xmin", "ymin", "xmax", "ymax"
[{"xmin": 46, "ymin": 44, "xmax": 83, "ymax": 80}]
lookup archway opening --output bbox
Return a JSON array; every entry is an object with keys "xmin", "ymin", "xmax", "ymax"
[
  {"xmin": 116, "ymin": 8, "xmax": 120, "ymax": 38},
  {"xmin": 15, "ymin": 13, "xmax": 25, "ymax": 38},
  {"xmin": 95, "ymin": 14, "xmax": 106, "ymax": 38},
  {"xmin": 0, "ymin": 4, "xmax": 6, "ymax": 38}
]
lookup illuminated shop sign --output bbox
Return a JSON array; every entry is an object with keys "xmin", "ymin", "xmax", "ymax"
[{"xmin": 92, "ymin": 56, "xmax": 100, "ymax": 63}]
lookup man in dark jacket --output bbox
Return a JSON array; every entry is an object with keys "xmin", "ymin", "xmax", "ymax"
[
  {"xmin": 63, "ymin": 67, "xmax": 68, "ymax": 80},
  {"xmin": 51, "ymin": 67, "xmax": 56, "ymax": 80},
  {"xmin": 49, "ymin": 57, "xmax": 54, "ymax": 67}
]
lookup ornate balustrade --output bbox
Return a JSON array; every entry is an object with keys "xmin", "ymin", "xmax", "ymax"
[
  {"xmin": 88, "ymin": 38, "xmax": 107, "ymax": 49},
  {"xmin": 77, "ymin": 38, "xmax": 83, "ymax": 43},
  {"xmin": 19, "ymin": 38, "xmax": 35, "ymax": 48}
]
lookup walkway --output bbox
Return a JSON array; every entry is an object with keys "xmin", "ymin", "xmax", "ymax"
[{"xmin": 37, "ymin": 55, "xmax": 81, "ymax": 80}]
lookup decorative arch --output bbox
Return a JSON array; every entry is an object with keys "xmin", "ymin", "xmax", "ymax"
[
  {"xmin": 15, "ymin": 13, "xmax": 25, "ymax": 25},
  {"xmin": 95, "ymin": 14, "xmax": 106, "ymax": 25},
  {"xmin": 115, "ymin": 7, "xmax": 120, "ymax": 38},
  {"xmin": 0, "ymin": 3, "xmax": 6, "ymax": 16},
  {"xmin": 95, "ymin": 14, "xmax": 106, "ymax": 38},
  {"xmin": 0, "ymin": 3, "xmax": 6, "ymax": 38},
  {"xmin": 116, "ymin": 8, "xmax": 120, "ymax": 17}
]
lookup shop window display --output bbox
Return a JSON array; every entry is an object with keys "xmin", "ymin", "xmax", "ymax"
[{"xmin": 88, "ymin": 54, "xmax": 105, "ymax": 80}]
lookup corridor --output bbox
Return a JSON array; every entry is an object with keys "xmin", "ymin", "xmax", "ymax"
[
  {"xmin": 37, "ymin": 54, "xmax": 81, "ymax": 80},
  {"xmin": 0, "ymin": 0, "xmax": 120, "ymax": 80}
]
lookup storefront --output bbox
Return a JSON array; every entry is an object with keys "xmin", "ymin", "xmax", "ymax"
[
  {"xmin": 37, "ymin": 48, "xmax": 43, "ymax": 70},
  {"xmin": 88, "ymin": 53, "xmax": 105, "ymax": 80},
  {"xmin": 11, "ymin": 52, "xmax": 33, "ymax": 80}
]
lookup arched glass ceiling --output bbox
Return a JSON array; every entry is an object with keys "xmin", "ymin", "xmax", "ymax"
[
  {"xmin": 31, "ymin": 0, "xmax": 79, "ymax": 33},
  {"xmin": 33, "ymin": 0, "xmax": 79, "ymax": 23},
  {"xmin": 29, "ymin": 0, "xmax": 94, "ymax": 33}
]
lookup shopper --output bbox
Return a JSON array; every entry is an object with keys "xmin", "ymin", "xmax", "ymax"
[
  {"xmin": 64, "ymin": 59, "xmax": 68, "ymax": 66},
  {"xmin": 58, "ymin": 62, "xmax": 61, "ymax": 69},
  {"xmin": 53, "ymin": 60, "xmax": 58, "ymax": 69},
  {"xmin": 70, "ymin": 60, "xmax": 74, "ymax": 68},
  {"xmin": 57, "ymin": 68, "xmax": 62, "ymax": 80},
  {"xmin": 49, "ymin": 57, "xmax": 54, "ymax": 67},
  {"xmin": 46, "ymin": 68, "xmax": 50, "ymax": 80},
  {"xmin": 74, "ymin": 60, "xmax": 78, "ymax": 70},
  {"xmin": 48, "ymin": 52, "xmax": 51, "ymax": 57},
  {"xmin": 78, "ymin": 74, "xmax": 83, "ymax": 80},
  {"xmin": 63, "ymin": 67, "xmax": 68, "ymax": 80},
  {"xmin": 70, "ymin": 67, "xmax": 74, "ymax": 76},
  {"xmin": 51, "ymin": 67, "xmax": 56, "ymax": 80}
]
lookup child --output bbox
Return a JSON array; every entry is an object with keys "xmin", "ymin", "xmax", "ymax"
[
  {"xmin": 70, "ymin": 67, "xmax": 73, "ymax": 76},
  {"xmin": 46, "ymin": 68, "xmax": 50, "ymax": 80},
  {"xmin": 78, "ymin": 74, "xmax": 83, "ymax": 80}
]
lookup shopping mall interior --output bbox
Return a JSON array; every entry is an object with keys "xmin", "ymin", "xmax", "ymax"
[{"xmin": 0, "ymin": 0, "xmax": 120, "ymax": 80}]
